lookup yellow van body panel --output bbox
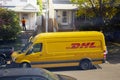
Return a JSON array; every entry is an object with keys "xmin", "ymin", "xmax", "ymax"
[{"xmin": 12, "ymin": 31, "xmax": 107, "ymax": 68}]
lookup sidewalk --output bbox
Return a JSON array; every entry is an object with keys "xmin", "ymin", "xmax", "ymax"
[
  {"xmin": 106, "ymin": 42, "xmax": 120, "ymax": 64},
  {"xmin": 112, "ymin": 42, "xmax": 120, "ymax": 46},
  {"xmin": 107, "ymin": 42, "xmax": 120, "ymax": 54}
]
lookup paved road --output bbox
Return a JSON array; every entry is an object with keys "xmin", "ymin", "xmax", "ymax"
[
  {"xmin": 51, "ymin": 63, "xmax": 120, "ymax": 80},
  {"xmin": 5, "ymin": 61, "xmax": 120, "ymax": 80}
]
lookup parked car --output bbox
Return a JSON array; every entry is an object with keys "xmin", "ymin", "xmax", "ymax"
[
  {"xmin": 0, "ymin": 47, "xmax": 14, "ymax": 66},
  {"xmin": 0, "ymin": 68, "xmax": 77, "ymax": 80}
]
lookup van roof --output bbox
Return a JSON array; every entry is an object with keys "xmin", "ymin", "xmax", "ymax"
[{"xmin": 34, "ymin": 31, "xmax": 103, "ymax": 39}]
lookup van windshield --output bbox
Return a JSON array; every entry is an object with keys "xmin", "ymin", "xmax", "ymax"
[{"xmin": 20, "ymin": 42, "xmax": 33, "ymax": 53}]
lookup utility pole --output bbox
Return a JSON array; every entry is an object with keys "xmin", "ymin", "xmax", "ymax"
[{"xmin": 45, "ymin": 0, "xmax": 49, "ymax": 32}]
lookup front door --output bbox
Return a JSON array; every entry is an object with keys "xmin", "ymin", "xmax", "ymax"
[{"xmin": 22, "ymin": 13, "xmax": 29, "ymax": 30}]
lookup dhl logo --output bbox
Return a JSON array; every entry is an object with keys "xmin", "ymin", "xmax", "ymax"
[{"xmin": 66, "ymin": 42, "xmax": 97, "ymax": 49}]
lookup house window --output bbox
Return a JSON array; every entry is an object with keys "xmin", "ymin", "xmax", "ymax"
[
  {"xmin": 63, "ymin": 11, "xmax": 67, "ymax": 16},
  {"xmin": 20, "ymin": 0, "xmax": 27, "ymax": 2},
  {"xmin": 62, "ymin": 11, "xmax": 67, "ymax": 23}
]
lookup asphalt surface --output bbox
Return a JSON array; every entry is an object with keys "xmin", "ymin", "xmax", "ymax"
[{"xmin": 53, "ymin": 63, "xmax": 120, "ymax": 80}]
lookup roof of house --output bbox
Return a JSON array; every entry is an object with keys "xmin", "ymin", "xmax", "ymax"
[
  {"xmin": 53, "ymin": 0, "xmax": 71, "ymax": 4},
  {"xmin": 53, "ymin": 0, "xmax": 78, "ymax": 10},
  {"xmin": 53, "ymin": 4, "xmax": 78, "ymax": 10},
  {"xmin": 5, "ymin": 4, "xmax": 39, "ymax": 12}
]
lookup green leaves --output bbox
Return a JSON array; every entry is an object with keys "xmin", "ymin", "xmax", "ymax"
[
  {"xmin": 71, "ymin": 0, "xmax": 119, "ymax": 18},
  {"xmin": 37, "ymin": 0, "xmax": 42, "ymax": 15},
  {"xmin": 0, "ymin": 8, "xmax": 21, "ymax": 40},
  {"xmin": 71, "ymin": 0, "xmax": 120, "ymax": 31}
]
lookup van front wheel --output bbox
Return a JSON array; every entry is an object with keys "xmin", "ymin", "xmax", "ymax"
[
  {"xmin": 0, "ymin": 57, "xmax": 6, "ymax": 66},
  {"xmin": 80, "ymin": 60, "xmax": 92, "ymax": 70},
  {"xmin": 20, "ymin": 62, "xmax": 31, "ymax": 68}
]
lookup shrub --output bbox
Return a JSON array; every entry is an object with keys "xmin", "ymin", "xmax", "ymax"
[{"xmin": 0, "ymin": 8, "xmax": 21, "ymax": 40}]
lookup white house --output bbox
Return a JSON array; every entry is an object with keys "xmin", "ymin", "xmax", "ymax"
[
  {"xmin": 0, "ymin": 0, "xmax": 39, "ymax": 30},
  {"xmin": 47, "ymin": 0, "xmax": 78, "ymax": 31}
]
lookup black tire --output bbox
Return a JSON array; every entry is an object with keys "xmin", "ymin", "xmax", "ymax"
[
  {"xmin": 80, "ymin": 60, "xmax": 92, "ymax": 70},
  {"xmin": 0, "ymin": 57, "xmax": 7, "ymax": 66},
  {"xmin": 20, "ymin": 62, "xmax": 31, "ymax": 68}
]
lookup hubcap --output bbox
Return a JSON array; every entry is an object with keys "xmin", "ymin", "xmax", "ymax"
[{"xmin": 22, "ymin": 63, "xmax": 27, "ymax": 68}]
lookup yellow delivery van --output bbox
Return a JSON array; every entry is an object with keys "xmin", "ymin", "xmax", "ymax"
[{"xmin": 11, "ymin": 31, "xmax": 107, "ymax": 70}]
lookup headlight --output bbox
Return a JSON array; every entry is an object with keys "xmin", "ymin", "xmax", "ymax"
[{"xmin": 12, "ymin": 57, "xmax": 16, "ymax": 62}]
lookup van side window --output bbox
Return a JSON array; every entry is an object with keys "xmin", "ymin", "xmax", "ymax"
[{"xmin": 33, "ymin": 43, "xmax": 42, "ymax": 53}]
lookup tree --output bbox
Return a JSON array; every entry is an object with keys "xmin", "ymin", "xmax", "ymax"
[
  {"xmin": 109, "ymin": 5, "xmax": 120, "ymax": 31},
  {"xmin": 71, "ymin": 0, "xmax": 120, "ymax": 31},
  {"xmin": 37, "ymin": 0, "xmax": 42, "ymax": 15},
  {"xmin": 0, "ymin": 8, "xmax": 21, "ymax": 40}
]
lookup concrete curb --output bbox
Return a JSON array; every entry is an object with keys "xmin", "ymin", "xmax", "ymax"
[{"xmin": 112, "ymin": 43, "xmax": 120, "ymax": 46}]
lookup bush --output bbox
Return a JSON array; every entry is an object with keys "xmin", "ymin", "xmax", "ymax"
[{"xmin": 0, "ymin": 8, "xmax": 21, "ymax": 40}]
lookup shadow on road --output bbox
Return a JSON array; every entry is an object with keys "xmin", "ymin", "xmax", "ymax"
[
  {"xmin": 0, "ymin": 64, "xmax": 100, "ymax": 72},
  {"xmin": 46, "ymin": 66, "xmax": 99, "ymax": 72}
]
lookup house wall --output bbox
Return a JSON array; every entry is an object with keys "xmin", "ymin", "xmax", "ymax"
[{"xmin": 53, "ymin": 0, "xmax": 71, "ymax": 4}]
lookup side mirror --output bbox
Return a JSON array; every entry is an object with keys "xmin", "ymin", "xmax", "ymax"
[
  {"xmin": 29, "ymin": 36, "xmax": 33, "ymax": 42},
  {"xmin": 26, "ymin": 48, "xmax": 33, "ymax": 55}
]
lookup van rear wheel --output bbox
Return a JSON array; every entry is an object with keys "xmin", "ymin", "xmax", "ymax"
[
  {"xmin": 80, "ymin": 60, "xmax": 92, "ymax": 70},
  {"xmin": 20, "ymin": 62, "xmax": 31, "ymax": 68}
]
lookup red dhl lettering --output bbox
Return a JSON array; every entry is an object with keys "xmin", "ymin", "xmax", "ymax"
[{"xmin": 66, "ymin": 42, "xmax": 96, "ymax": 49}]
